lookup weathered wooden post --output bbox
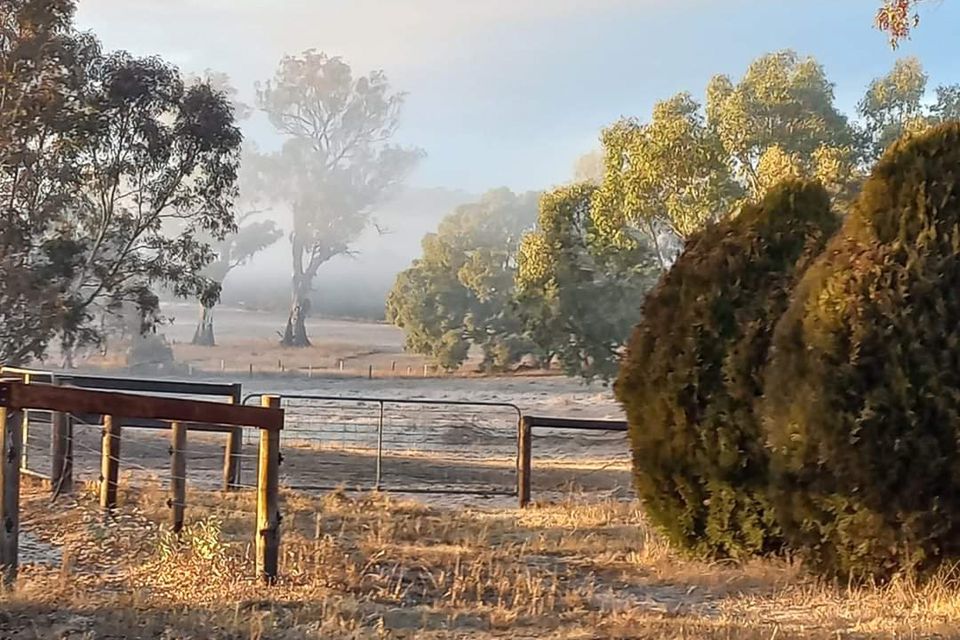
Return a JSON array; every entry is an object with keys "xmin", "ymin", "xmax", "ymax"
[
  {"xmin": 0, "ymin": 407, "xmax": 23, "ymax": 588},
  {"xmin": 368, "ymin": 364, "xmax": 373, "ymax": 380},
  {"xmin": 223, "ymin": 384, "xmax": 243, "ymax": 491},
  {"xmin": 256, "ymin": 395, "xmax": 281, "ymax": 584},
  {"xmin": 170, "ymin": 421, "xmax": 187, "ymax": 533},
  {"xmin": 100, "ymin": 415, "xmax": 121, "ymax": 512},
  {"xmin": 50, "ymin": 411, "xmax": 73, "ymax": 495},
  {"xmin": 518, "ymin": 415, "xmax": 532, "ymax": 508}
]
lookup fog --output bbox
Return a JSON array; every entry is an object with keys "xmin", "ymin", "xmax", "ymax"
[{"xmin": 219, "ymin": 187, "xmax": 475, "ymax": 319}]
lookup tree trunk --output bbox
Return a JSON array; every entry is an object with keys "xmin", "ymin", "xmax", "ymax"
[
  {"xmin": 192, "ymin": 301, "xmax": 216, "ymax": 347},
  {"xmin": 280, "ymin": 285, "xmax": 311, "ymax": 347}
]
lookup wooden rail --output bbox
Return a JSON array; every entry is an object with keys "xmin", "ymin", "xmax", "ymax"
[
  {"xmin": 0, "ymin": 381, "xmax": 284, "ymax": 587},
  {"xmin": 0, "ymin": 382, "xmax": 281, "ymax": 430},
  {"xmin": 517, "ymin": 415, "xmax": 629, "ymax": 508},
  {"xmin": 0, "ymin": 368, "xmax": 245, "ymax": 491}
]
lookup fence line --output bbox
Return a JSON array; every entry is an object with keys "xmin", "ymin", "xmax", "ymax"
[
  {"xmin": 1, "ymin": 368, "xmax": 633, "ymax": 591},
  {"xmin": 243, "ymin": 393, "xmax": 522, "ymax": 497},
  {"xmin": 0, "ymin": 380, "xmax": 284, "ymax": 587},
  {"xmin": 518, "ymin": 415, "xmax": 629, "ymax": 507}
]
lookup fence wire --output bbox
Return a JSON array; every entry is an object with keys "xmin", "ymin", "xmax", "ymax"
[
  {"xmin": 18, "ymin": 392, "xmax": 630, "ymax": 503},
  {"xmin": 19, "ymin": 408, "xmax": 260, "ymax": 491},
  {"xmin": 245, "ymin": 395, "xmax": 521, "ymax": 496}
]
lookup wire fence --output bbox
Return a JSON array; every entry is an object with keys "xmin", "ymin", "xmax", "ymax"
[
  {"xmin": 10, "ymin": 368, "xmax": 632, "ymax": 506},
  {"xmin": 19, "ymin": 408, "xmax": 261, "ymax": 491},
  {"xmin": 243, "ymin": 395, "xmax": 522, "ymax": 496}
]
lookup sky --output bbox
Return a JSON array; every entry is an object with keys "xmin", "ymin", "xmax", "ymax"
[{"xmin": 74, "ymin": 0, "xmax": 960, "ymax": 194}]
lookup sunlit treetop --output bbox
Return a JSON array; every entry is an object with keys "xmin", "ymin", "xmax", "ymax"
[{"xmin": 876, "ymin": 0, "xmax": 924, "ymax": 47}]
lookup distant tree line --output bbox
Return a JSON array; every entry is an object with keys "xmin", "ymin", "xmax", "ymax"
[{"xmin": 388, "ymin": 50, "xmax": 960, "ymax": 382}]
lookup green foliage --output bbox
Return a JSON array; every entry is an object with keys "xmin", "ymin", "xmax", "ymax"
[
  {"xmin": 859, "ymin": 57, "xmax": 929, "ymax": 159},
  {"xmin": 516, "ymin": 184, "xmax": 658, "ymax": 382},
  {"xmin": 591, "ymin": 51, "xmax": 861, "ymax": 275},
  {"xmin": 858, "ymin": 59, "xmax": 960, "ymax": 164},
  {"xmin": 592, "ymin": 93, "xmax": 742, "ymax": 269},
  {"xmin": 64, "ymin": 49, "xmax": 243, "ymax": 356},
  {"xmin": 0, "ymin": 0, "xmax": 241, "ymax": 365},
  {"xmin": 616, "ymin": 180, "xmax": 838, "ymax": 559},
  {"xmin": 706, "ymin": 51, "xmax": 858, "ymax": 201},
  {"xmin": 0, "ymin": 0, "xmax": 92, "ymax": 365},
  {"xmin": 763, "ymin": 123, "xmax": 960, "ymax": 581},
  {"xmin": 387, "ymin": 189, "xmax": 538, "ymax": 371}
]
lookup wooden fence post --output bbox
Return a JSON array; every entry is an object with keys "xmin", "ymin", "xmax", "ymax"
[
  {"xmin": 223, "ymin": 384, "xmax": 243, "ymax": 491},
  {"xmin": 256, "ymin": 395, "xmax": 281, "ymax": 584},
  {"xmin": 518, "ymin": 415, "xmax": 532, "ymax": 508},
  {"xmin": 170, "ymin": 421, "xmax": 187, "ymax": 533},
  {"xmin": 0, "ymin": 407, "xmax": 23, "ymax": 588},
  {"xmin": 100, "ymin": 415, "xmax": 121, "ymax": 512},
  {"xmin": 50, "ymin": 411, "xmax": 73, "ymax": 495}
]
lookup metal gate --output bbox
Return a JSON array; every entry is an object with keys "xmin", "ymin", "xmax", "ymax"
[{"xmin": 243, "ymin": 394, "xmax": 522, "ymax": 497}]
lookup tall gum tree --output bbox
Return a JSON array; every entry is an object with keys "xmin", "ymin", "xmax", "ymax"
[
  {"xmin": 591, "ymin": 92, "xmax": 742, "ymax": 271},
  {"xmin": 63, "ymin": 51, "xmax": 242, "ymax": 364},
  {"xmin": 0, "ymin": 0, "xmax": 93, "ymax": 364},
  {"xmin": 257, "ymin": 50, "xmax": 422, "ymax": 347},
  {"xmin": 706, "ymin": 51, "xmax": 857, "ymax": 202},
  {"xmin": 184, "ymin": 72, "xmax": 281, "ymax": 347},
  {"xmin": 1, "ymin": 0, "xmax": 243, "ymax": 366}
]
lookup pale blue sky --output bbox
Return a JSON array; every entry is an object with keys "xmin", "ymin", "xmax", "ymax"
[{"xmin": 75, "ymin": 0, "xmax": 960, "ymax": 193}]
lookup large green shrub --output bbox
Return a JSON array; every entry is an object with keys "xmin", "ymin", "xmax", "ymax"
[
  {"xmin": 762, "ymin": 122, "xmax": 960, "ymax": 581},
  {"xmin": 615, "ymin": 180, "xmax": 838, "ymax": 559}
]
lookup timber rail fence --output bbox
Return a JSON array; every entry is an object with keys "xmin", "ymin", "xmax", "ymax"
[
  {"xmin": 0, "ymin": 367, "xmax": 631, "ymax": 589},
  {"xmin": 0, "ymin": 379, "xmax": 284, "ymax": 587},
  {"xmin": 0, "ymin": 367, "xmax": 245, "ymax": 492}
]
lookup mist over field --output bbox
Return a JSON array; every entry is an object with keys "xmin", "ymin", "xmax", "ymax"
[{"xmin": 218, "ymin": 186, "xmax": 475, "ymax": 318}]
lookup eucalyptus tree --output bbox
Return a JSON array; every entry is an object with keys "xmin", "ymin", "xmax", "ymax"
[{"xmin": 258, "ymin": 51, "xmax": 422, "ymax": 346}]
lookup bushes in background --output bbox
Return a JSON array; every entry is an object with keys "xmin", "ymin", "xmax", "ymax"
[
  {"xmin": 615, "ymin": 179, "xmax": 838, "ymax": 559},
  {"xmin": 762, "ymin": 122, "xmax": 960, "ymax": 581}
]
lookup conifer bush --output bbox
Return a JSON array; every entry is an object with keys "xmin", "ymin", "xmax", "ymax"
[
  {"xmin": 615, "ymin": 179, "xmax": 838, "ymax": 559},
  {"xmin": 762, "ymin": 123, "xmax": 960, "ymax": 581}
]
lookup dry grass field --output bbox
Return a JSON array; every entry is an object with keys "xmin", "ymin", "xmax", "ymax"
[
  {"xmin": 3, "ymin": 477, "xmax": 960, "ymax": 639},
  {"xmin": 12, "ymin": 310, "xmax": 960, "ymax": 638}
]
